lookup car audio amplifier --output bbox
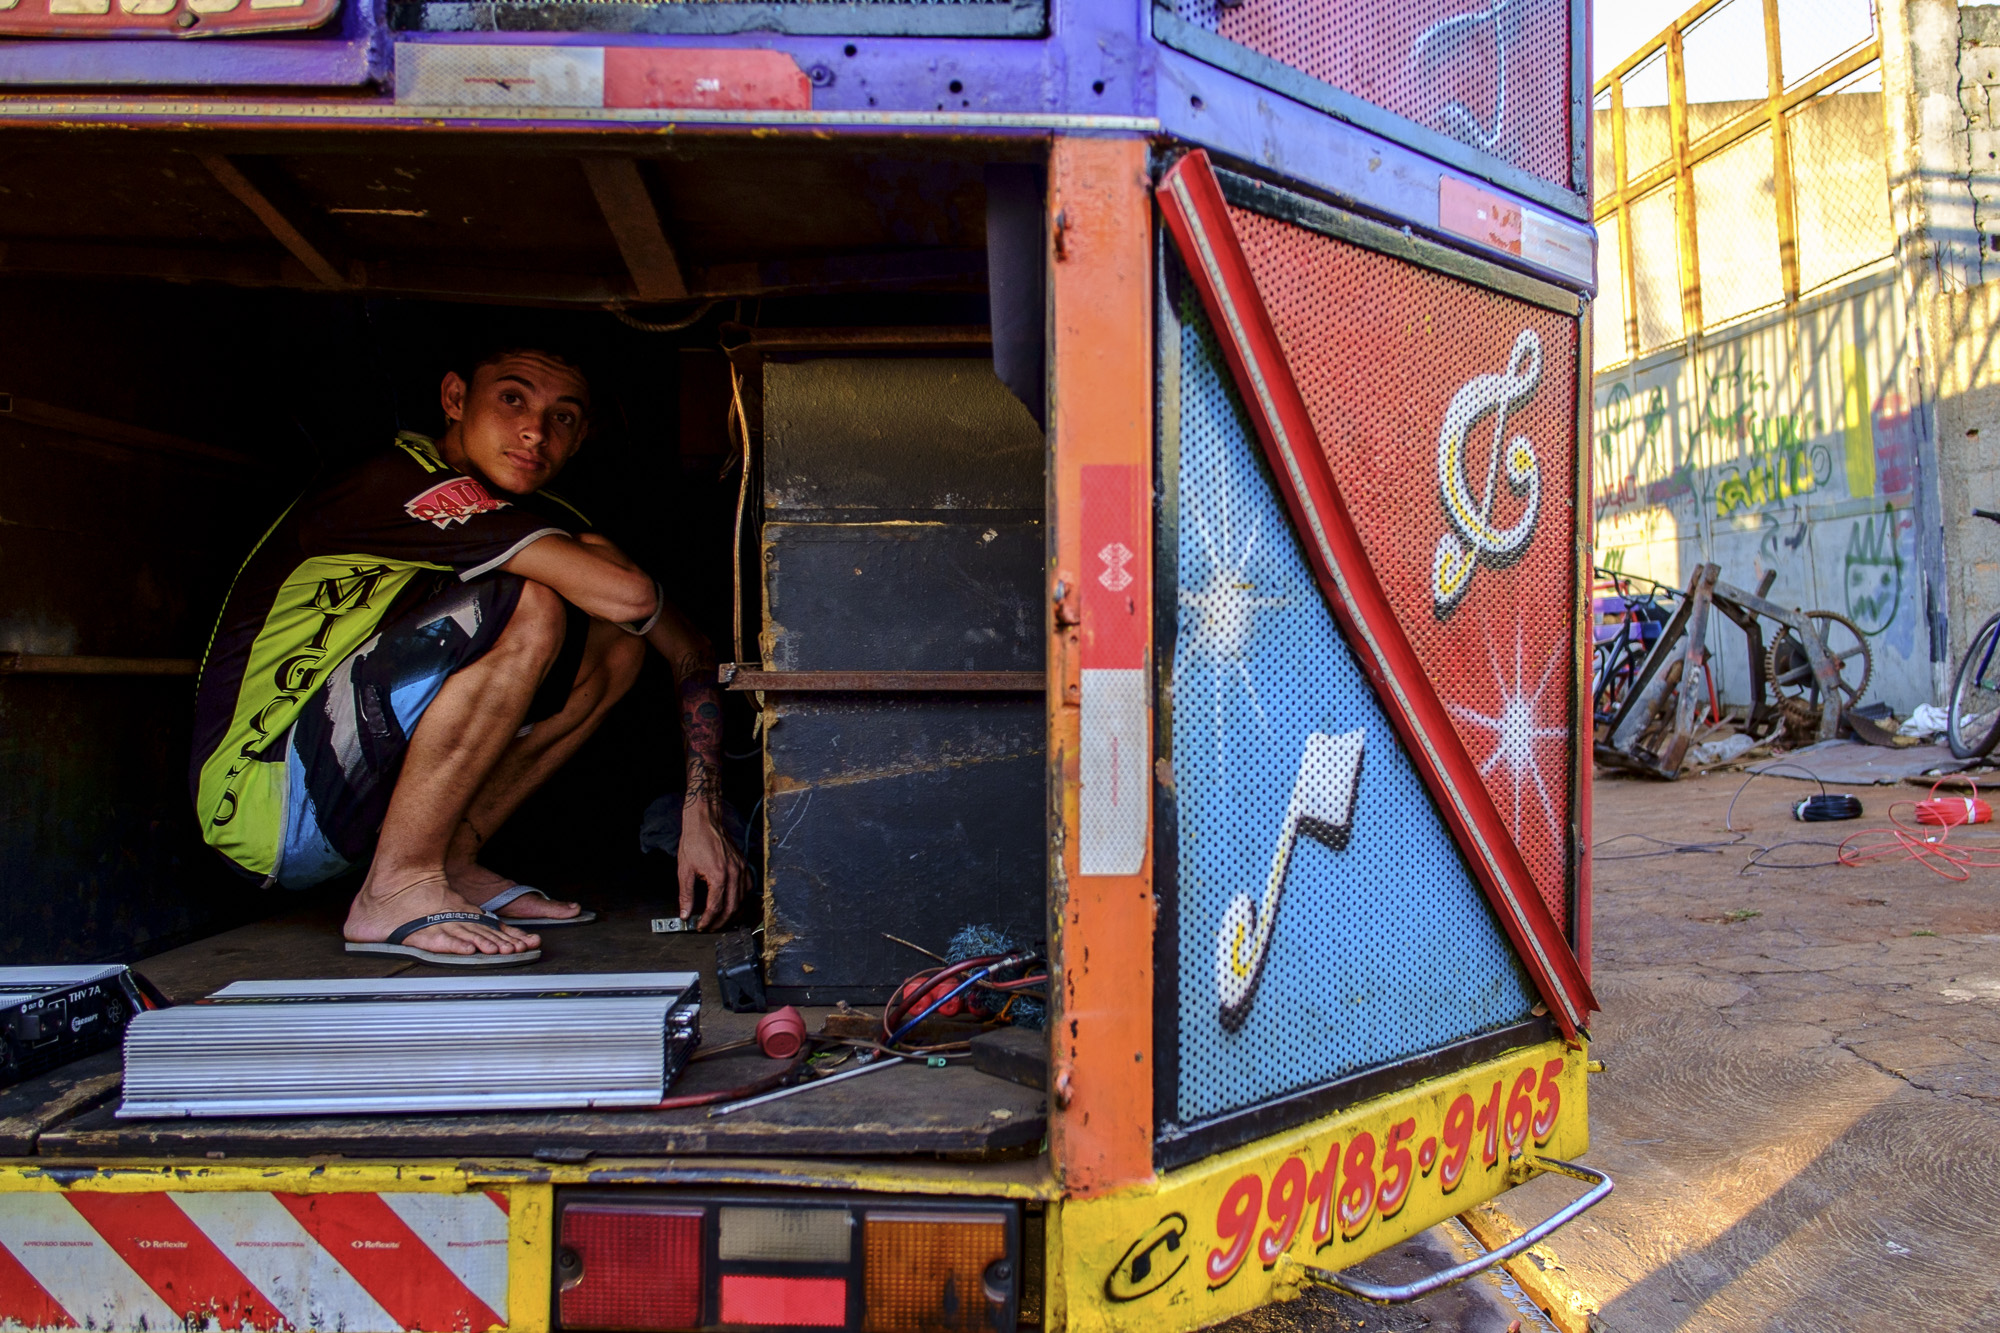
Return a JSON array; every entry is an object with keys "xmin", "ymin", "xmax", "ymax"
[
  {"xmin": 0, "ymin": 965, "xmax": 149, "ymax": 1088},
  {"xmin": 118, "ymin": 972, "xmax": 700, "ymax": 1119}
]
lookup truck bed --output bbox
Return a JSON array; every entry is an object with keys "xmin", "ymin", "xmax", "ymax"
[{"xmin": 3, "ymin": 900, "xmax": 1047, "ymax": 1162}]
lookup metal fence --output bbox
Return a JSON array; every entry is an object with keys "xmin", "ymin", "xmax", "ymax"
[{"xmin": 1592, "ymin": 0, "xmax": 1893, "ymax": 370}]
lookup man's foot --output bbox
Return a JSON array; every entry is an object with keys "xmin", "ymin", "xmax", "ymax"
[
  {"xmin": 345, "ymin": 872, "xmax": 542, "ymax": 955},
  {"xmin": 447, "ymin": 863, "xmax": 585, "ymax": 921}
]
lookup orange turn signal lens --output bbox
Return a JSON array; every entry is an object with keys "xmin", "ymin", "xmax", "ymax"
[{"xmin": 863, "ymin": 1210, "xmax": 1011, "ymax": 1332}]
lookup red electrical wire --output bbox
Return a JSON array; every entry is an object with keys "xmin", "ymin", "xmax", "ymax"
[{"xmin": 1838, "ymin": 779, "xmax": 2000, "ymax": 881}]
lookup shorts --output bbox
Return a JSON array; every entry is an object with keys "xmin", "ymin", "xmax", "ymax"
[{"xmin": 269, "ymin": 571, "xmax": 589, "ymax": 890}]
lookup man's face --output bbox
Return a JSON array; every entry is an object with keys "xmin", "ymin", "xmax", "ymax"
[{"xmin": 440, "ymin": 352, "xmax": 590, "ymax": 495}]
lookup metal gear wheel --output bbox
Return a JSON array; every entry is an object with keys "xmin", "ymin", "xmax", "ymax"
[{"xmin": 1765, "ymin": 609, "xmax": 1873, "ymax": 709}]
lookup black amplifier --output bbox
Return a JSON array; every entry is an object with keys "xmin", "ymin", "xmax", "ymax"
[{"xmin": 0, "ymin": 966, "xmax": 149, "ymax": 1086}]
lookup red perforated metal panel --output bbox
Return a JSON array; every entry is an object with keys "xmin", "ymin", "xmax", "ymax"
[
  {"xmin": 1224, "ymin": 204, "xmax": 1578, "ymax": 929},
  {"xmin": 1176, "ymin": 0, "xmax": 1574, "ymax": 189}
]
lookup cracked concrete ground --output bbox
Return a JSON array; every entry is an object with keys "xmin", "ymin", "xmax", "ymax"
[{"xmin": 1219, "ymin": 765, "xmax": 2000, "ymax": 1332}]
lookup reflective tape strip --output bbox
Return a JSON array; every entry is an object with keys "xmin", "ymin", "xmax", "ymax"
[
  {"xmin": 170, "ymin": 1191, "xmax": 400, "ymax": 1333},
  {"xmin": 277, "ymin": 1193, "xmax": 502, "ymax": 1332},
  {"xmin": 1080, "ymin": 668, "xmax": 1149, "ymax": 876},
  {"xmin": 0, "ymin": 1193, "xmax": 181, "ymax": 1330},
  {"xmin": 0, "ymin": 1230, "xmax": 71, "ymax": 1328},
  {"xmin": 64, "ymin": 1192, "xmax": 286, "ymax": 1328},
  {"xmin": 381, "ymin": 1190, "xmax": 510, "ymax": 1321}
]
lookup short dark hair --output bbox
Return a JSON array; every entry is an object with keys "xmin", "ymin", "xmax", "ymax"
[{"xmin": 454, "ymin": 339, "xmax": 594, "ymax": 403}]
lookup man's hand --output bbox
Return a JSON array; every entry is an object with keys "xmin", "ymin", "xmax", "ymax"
[{"xmin": 678, "ymin": 797, "xmax": 746, "ymax": 929}]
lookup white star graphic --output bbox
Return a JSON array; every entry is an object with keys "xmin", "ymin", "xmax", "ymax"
[
  {"xmin": 1179, "ymin": 462, "xmax": 1288, "ymax": 752},
  {"xmin": 1447, "ymin": 626, "xmax": 1566, "ymax": 841}
]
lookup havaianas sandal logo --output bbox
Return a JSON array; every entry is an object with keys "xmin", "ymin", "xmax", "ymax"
[
  {"xmin": 1432, "ymin": 329, "xmax": 1544, "ymax": 616},
  {"xmin": 407, "ymin": 476, "xmax": 510, "ymax": 529}
]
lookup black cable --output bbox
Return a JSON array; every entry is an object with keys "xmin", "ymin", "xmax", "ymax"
[{"xmin": 1793, "ymin": 793, "xmax": 1864, "ymax": 822}]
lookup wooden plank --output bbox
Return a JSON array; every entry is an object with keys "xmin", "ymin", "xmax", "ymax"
[
  {"xmin": 44, "ymin": 1059, "xmax": 1046, "ymax": 1160},
  {"xmin": 198, "ymin": 153, "xmax": 349, "ymax": 291},
  {"xmin": 0, "ymin": 1050, "xmax": 122, "ymax": 1156},
  {"xmin": 0, "ymin": 655, "xmax": 196, "ymax": 677},
  {"xmin": 725, "ymin": 670, "xmax": 1044, "ymax": 693},
  {"xmin": 579, "ymin": 156, "xmax": 687, "ymax": 303},
  {"xmin": 1458, "ymin": 1201, "xmax": 1598, "ymax": 1333},
  {"xmin": 0, "ymin": 394, "xmax": 262, "ymax": 468}
]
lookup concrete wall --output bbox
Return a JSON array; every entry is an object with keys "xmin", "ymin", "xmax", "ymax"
[{"xmin": 1594, "ymin": 271, "xmax": 1933, "ymax": 712}]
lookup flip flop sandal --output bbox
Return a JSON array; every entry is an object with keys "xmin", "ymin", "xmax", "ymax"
[
  {"xmin": 344, "ymin": 912, "xmax": 544, "ymax": 966},
  {"xmin": 481, "ymin": 885, "xmax": 598, "ymax": 927}
]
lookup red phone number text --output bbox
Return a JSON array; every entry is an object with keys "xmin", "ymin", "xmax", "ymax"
[{"xmin": 1206, "ymin": 1057, "xmax": 1566, "ymax": 1286}]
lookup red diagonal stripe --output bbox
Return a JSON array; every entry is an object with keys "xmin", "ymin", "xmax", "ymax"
[
  {"xmin": 1157, "ymin": 149, "xmax": 1597, "ymax": 1036},
  {"xmin": 276, "ymin": 1193, "xmax": 501, "ymax": 1332},
  {"xmin": 0, "ymin": 1234, "xmax": 72, "ymax": 1328},
  {"xmin": 64, "ymin": 1193, "xmax": 280, "ymax": 1330}
]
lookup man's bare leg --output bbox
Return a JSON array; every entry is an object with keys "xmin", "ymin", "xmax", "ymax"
[
  {"xmin": 444, "ymin": 618, "xmax": 646, "ymax": 919},
  {"xmin": 343, "ymin": 580, "xmax": 568, "ymax": 956}
]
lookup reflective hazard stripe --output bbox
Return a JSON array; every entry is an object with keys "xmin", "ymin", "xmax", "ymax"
[
  {"xmin": 276, "ymin": 1193, "xmax": 503, "ymax": 1332},
  {"xmin": 64, "ymin": 1192, "xmax": 285, "ymax": 1329},
  {"xmin": 380, "ymin": 1190, "xmax": 511, "ymax": 1321},
  {"xmin": 0, "ymin": 1193, "xmax": 181, "ymax": 1330},
  {"xmin": 0, "ymin": 1190, "xmax": 509, "ymax": 1332},
  {"xmin": 171, "ymin": 1190, "xmax": 400, "ymax": 1332}
]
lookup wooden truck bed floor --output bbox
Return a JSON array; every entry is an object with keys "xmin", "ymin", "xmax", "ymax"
[{"xmin": 3, "ymin": 900, "xmax": 1046, "ymax": 1161}]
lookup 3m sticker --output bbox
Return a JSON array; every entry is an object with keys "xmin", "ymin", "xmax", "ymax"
[{"xmin": 1079, "ymin": 462, "xmax": 1149, "ymax": 877}]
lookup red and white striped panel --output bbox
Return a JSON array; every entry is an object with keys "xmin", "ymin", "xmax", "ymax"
[{"xmin": 0, "ymin": 1190, "xmax": 509, "ymax": 1331}]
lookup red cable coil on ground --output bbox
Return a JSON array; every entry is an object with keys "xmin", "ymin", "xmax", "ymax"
[{"xmin": 1839, "ymin": 780, "xmax": 2000, "ymax": 880}]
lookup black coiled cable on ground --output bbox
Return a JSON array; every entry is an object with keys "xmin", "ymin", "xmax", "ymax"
[{"xmin": 1793, "ymin": 793, "xmax": 1864, "ymax": 822}]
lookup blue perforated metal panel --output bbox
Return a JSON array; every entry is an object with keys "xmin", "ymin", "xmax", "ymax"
[{"xmin": 1164, "ymin": 264, "xmax": 1537, "ymax": 1130}]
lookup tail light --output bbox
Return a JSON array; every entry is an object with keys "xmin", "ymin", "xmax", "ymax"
[
  {"xmin": 864, "ymin": 1211, "xmax": 1011, "ymax": 1332},
  {"xmin": 559, "ymin": 1205, "xmax": 704, "ymax": 1331},
  {"xmin": 557, "ymin": 1193, "xmax": 1019, "ymax": 1332}
]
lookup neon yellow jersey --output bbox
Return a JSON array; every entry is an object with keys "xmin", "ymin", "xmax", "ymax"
[{"xmin": 190, "ymin": 434, "xmax": 588, "ymax": 876}]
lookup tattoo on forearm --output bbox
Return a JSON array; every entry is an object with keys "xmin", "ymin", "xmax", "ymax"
[{"xmin": 677, "ymin": 653, "xmax": 724, "ymax": 808}]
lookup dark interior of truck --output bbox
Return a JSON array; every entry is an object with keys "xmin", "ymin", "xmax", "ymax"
[{"xmin": 0, "ymin": 130, "xmax": 1054, "ymax": 1160}]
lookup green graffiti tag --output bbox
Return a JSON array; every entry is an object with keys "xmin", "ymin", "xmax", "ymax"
[
  {"xmin": 1844, "ymin": 506, "xmax": 1904, "ymax": 635},
  {"xmin": 1697, "ymin": 353, "xmax": 1826, "ymax": 517}
]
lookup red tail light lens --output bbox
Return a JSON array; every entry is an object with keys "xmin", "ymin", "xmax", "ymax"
[
  {"xmin": 561, "ymin": 1204, "xmax": 704, "ymax": 1331},
  {"xmin": 719, "ymin": 1274, "xmax": 849, "ymax": 1327}
]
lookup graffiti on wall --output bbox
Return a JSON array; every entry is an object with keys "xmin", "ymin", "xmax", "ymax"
[{"xmin": 1587, "ymin": 276, "xmax": 1929, "ymax": 709}]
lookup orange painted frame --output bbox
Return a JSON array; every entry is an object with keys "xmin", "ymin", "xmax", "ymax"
[{"xmin": 1046, "ymin": 135, "xmax": 1158, "ymax": 1197}]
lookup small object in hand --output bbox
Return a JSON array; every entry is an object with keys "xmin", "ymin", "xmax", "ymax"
[
  {"xmin": 652, "ymin": 917, "xmax": 690, "ymax": 933},
  {"xmin": 755, "ymin": 1006, "xmax": 806, "ymax": 1059}
]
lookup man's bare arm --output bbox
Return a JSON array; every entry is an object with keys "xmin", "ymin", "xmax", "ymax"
[
  {"xmin": 645, "ymin": 596, "xmax": 744, "ymax": 927},
  {"xmin": 501, "ymin": 534, "xmax": 657, "ymax": 624}
]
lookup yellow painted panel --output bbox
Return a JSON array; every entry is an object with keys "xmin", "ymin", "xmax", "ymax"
[
  {"xmin": 507, "ymin": 1183, "xmax": 555, "ymax": 1333},
  {"xmin": 1844, "ymin": 342, "xmax": 1875, "ymax": 499},
  {"xmin": 1058, "ymin": 1041, "xmax": 1589, "ymax": 1333}
]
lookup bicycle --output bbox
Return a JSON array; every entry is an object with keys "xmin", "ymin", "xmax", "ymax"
[{"xmin": 1948, "ymin": 508, "xmax": 2000, "ymax": 758}]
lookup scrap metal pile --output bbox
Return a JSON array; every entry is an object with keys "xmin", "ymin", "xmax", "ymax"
[{"xmin": 1593, "ymin": 565, "xmax": 1874, "ymax": 779}]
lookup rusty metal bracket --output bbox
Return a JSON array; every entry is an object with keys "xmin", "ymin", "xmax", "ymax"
[{"xmin": 1595, "ymin": 563, "xmax": 1717, "ymax": 779}]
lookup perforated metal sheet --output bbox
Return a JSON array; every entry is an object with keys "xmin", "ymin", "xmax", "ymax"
[
  {"xmin": 1224, "ymin": 204, "xmax": 1580, "ymax": 933},
  {"xmin": 1173, "ymin": 0, "xmax": 1575, "ymax": 189},
  {"xmin": 1167, "ymin": 264, "xmax": 1537, "ymax": 1127}
]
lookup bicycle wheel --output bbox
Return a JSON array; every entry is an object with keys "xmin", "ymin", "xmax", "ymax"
[{"xmin": 1948, "ymin": 611, "xmax": 2000, "ymax": 758}]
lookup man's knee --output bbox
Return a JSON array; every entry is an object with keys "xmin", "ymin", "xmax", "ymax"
[{"xmin": 496, "ymin": 578, "xmax": 567, "ymax": 664}]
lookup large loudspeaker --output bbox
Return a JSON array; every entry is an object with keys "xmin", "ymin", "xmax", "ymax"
[{"xmin": 1153, "ymin": 157, "xmax": 1593, "ymax": 1165}]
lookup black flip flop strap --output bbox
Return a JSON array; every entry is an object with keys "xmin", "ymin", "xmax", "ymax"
[{"xmin": 387, "ymin": 912, "xmax": 507, "ymax": 946}]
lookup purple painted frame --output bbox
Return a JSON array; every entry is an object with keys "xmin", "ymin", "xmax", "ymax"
[{"xmin": 0, "ymin": 0, "xmax": 1594, "ymax": 294}]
